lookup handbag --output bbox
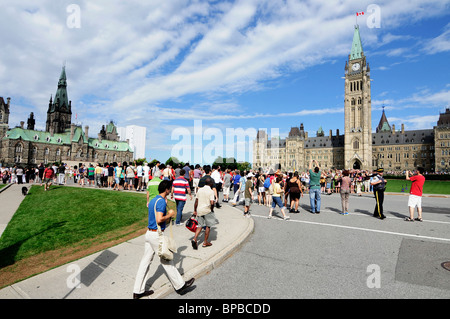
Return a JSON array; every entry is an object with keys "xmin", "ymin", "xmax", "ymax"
[
  {"xmin": 185, "ymin": 215, "xmax": 198, "ymax": 233},
  {"xmin": 153, "ymin": 198, "xmax": 177, "ymax": 261}
]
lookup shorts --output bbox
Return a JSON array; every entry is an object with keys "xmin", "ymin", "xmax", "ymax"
[
  {"xmin": 223, "ymin": 185, "xmax": 230, "ymax": 196},
  {"xmin": 244, "ymin": 198, "xmax": 251, "ymax": 207},
  {"xmin": 408, "ymin": 194, "xmax": 422, "ymax": 208},
  {"xmin": 44, "ymin": 177, "xmax": 52, "ymax": 184},
  {"xmin": 271, "ymin": 196, "xmax": 284, "ymax": 209},
  {"xmin": 89, "ymin": 175, "xmax": 94, "ymax": 181},
  {"xmin": 258, "ymin": 187, "xmax": 265, "ymax": 193},
  {"xmin": 197, "ymin": 212, "xmax": 218, "ymax": 228},
  {"xmin": 193, "ymin": 178, "xmax": 200, "ymax": 188}
]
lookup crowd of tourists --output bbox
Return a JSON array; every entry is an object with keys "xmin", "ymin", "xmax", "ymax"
[{"xmin": 1, "ymin": 159, "xmax": 426, "ymax": 222}]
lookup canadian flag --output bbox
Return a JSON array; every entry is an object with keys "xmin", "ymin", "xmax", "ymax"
[{"xmin": 356, "ymin": 11, "xmax": 364, "ymax": 16}]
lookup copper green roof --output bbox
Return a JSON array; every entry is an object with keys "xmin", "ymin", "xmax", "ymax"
[
  {"xmin": 106, "ymin": 121, "xmax": 116, "ymax": 133},
  {"xmin": 49, "ymin": 66, "xmax": 70, "ymax": 113},
  {"xmin": 350, "ymin": 25, "xmax": 363, "ymax": 60},
  {"xmin": 4, "ymin": 127, "xmax": 132, "ymax": 152}
]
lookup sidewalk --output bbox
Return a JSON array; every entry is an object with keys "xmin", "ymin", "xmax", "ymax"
[{"xmin": 0, "ymin": 183, "xmax": 254, "ymax": 299}]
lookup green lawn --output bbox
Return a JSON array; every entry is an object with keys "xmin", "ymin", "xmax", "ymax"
[
  {"xmin": 385, "ymin": 179, "xmax": 450, "ymax": 195},
  {"xmin": 0, "ymin": 185, "xmax": 173, "ymax": 269}
]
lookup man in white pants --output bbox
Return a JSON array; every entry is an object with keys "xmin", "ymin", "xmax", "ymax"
[{"xmin": 133, "ymin": 180, "xmax": 195, "ymax": 298}]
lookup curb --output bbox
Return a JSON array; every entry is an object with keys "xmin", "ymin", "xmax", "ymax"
[
  {"xmin": 151, "ymin": 212, "xmax": 254, "ymax": 299},
  {"xmin": 0, "ymin": 183, "xmax": 13, "ymax": 194}
]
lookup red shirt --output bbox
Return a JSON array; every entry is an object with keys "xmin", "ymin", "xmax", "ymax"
[
  {"xmin": 409, "ymin": 175, "xmax": 425, "ymax": 197},
  {"xmin": 44, "ymin": 168, "xmax": 54, "ymax": 179}
]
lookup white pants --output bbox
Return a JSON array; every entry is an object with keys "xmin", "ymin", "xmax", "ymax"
[{"xmin": 133, "ymin": 229, "xmax": 185, "ymax": 294}]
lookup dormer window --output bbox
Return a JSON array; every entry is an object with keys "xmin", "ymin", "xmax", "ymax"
[
  {"xmin": 46, "ymin": 136, "xmax": 51, "ymax": 142},
  {"xmin": 34, "ymin": 135, "xmax": 39, "ymax": 140}
]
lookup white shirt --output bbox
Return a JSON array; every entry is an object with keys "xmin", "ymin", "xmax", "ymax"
[
  {"xmin": 196, "ymin": 185, "xmax": 215, "ymax": 216},
  {"xmin": 211, "ymin": 170, "xmax": 222, "ymax": 184}
]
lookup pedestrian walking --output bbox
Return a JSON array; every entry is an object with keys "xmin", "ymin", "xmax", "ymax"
[
  {"xmin": 43, "ymin": 164, "xmax": 54, "ymax": 191},
  {"xmin": 133, "ymin": 180, "xmax": 195, "ymax": 299},
  {"xmin": 244, "ymin": 173, "xmax": 254, "ymax": 217},
  {"xmin": 147, "ymin": 170, "xmax": 162, "ymax": 207},
  {"xmin": 192, "ymin": 177, "xmax": 217, "ymax": 249},
  {"xmin": 371, "ymin": 168, "xmax": 387, "ymax": 219},
  {"xmin": 267, "ymin": 176, "xmax": 290, "ymax": 220},
  {"xmin": 222, "ymin": 169, "xmax": 232, "ymax": 203},
  {"xmin": 171, "ymin": 169, "xmax": 193, "ymax": 226},
  {"xmin": 405, "ymin": 167, "xmax": 425, "ymax": 222},
  {"xmin": 288, "ymin": 171, "xmax": 303, "ymax": 213}
]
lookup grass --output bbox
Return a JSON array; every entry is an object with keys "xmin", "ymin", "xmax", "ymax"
[
  {"xmin": 0, "ymin": 185, "xmax": 175, "ymax": 288},
  {"xmin": 385, "ymin": 179, "xmax": 450, "ymax": 195}
]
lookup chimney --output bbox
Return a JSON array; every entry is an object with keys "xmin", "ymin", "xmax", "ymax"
[
  {"xmin": 329, "ymin": 129, "xmax": 332, "ymax": 138},
  {"xmin": 98, "ymin": 133, "xmax": 102, "ymax": 143},
  {"xmin": 392, "ymin": 124, "xmax": 395, "ymax": 134},
  {"xmin": 20, "ymin": 121, "xmax": 24, "ymax": 129},
  {"xmin": 70, "ymin": 123, "xmax": 75, "ymax": 140},
  {"xmin": 336, "ymin": 129, "xmax": 340, "ymax": 137},
  {"xmin": 84, "ymin": 125, "xmax": 89, "ymax": 138},
  {"xmin": 305, "ymin": 132, "xmax": 309, "ymax": 139},
  {"xmin": 401, "ymin": 124, "xmax": 405, "ymax": 134},
  {"xmin": 6, "ymin": 97, "xmax": 11, "ymax": 106}
]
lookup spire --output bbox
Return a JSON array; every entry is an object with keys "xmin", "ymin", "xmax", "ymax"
[
  {"xmin": 350, "ymin": 25, "xmax": 363, "ymax": 60},
  {"xmin": 376, "ymin": 106, "xmax": 392, "ymax": 133},
  {"xmin": 51, "ymin": 66, "xmax": 69, "ymax": 112}
]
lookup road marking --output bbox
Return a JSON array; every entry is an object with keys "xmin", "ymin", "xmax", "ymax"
[{"xmin": 251, "ymin": 214, "xmax": 450, "ymax": 243}]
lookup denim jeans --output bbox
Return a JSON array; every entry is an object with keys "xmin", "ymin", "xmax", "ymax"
[
  {"xmin": 309, "ymin": 188, "xmax": 321, "ymax": 213},
  {"xmin": 175, "ymin": 199, "xmax": 186, "ymax": 225}
]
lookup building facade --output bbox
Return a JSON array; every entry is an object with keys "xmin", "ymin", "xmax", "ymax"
[
  {"xmin": 117, "ymin": 125, "xmax": 147, "ymax": 160},
  {"xmin": 253, "ymin": 26, "xmax": 450, "ymax": 173},
  {"xmin": 0, "ymin": 67, "xmax": 133, "ymax": 167}
]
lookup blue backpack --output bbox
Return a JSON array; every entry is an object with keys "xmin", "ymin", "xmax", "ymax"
[{"xmin": 263, "ymin": 177, "xmax": 271, "ymax": 188}]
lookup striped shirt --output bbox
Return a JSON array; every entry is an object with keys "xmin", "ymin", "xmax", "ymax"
[{"xmin": 173, "ymin": 176, "xmax": 189, "ymax": 201}]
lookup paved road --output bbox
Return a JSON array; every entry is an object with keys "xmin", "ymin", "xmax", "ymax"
[{"xmin": 166, "ymin": 192, "xmax": 450, "ymax": 299}]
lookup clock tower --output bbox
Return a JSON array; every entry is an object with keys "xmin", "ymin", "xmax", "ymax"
[{"xmin": 344, "ymin": 25, "xmax": 372, "ymax": 170}]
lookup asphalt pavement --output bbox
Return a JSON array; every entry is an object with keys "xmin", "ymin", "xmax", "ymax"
[{"xmin": 0, "ymin": 182, "xmax": 448, "ymax": 299}]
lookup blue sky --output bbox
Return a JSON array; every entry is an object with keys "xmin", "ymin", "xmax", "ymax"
[{"xmin": 1, "ymin": 0, "xmax": 449, "ymax": 165}]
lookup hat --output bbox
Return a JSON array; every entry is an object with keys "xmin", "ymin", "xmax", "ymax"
[
  {"xmin": 247, "ymin": 173, "xmax": 254, "ymax": 178},
  {"xmin": 376, "ymin": 168, "xmax": 384, "ymax": 173}
]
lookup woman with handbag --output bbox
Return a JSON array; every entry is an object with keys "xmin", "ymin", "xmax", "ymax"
[{"xmin": 133, "ymin": 180, "xmax": 194, "ymax": 299}]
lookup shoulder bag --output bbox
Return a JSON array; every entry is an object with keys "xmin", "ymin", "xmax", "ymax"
[{"xmin": 153, "ymin": 198, "xmax": 177, "ymax": 261}]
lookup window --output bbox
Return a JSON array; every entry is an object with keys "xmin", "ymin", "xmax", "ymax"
[
  {"xmin": 15, "ymin": 144, "xmax": 23, "ymax": 153},
  {"xmin": 353, "ymin": 139, "xmax": 359, "ymax": 149}
]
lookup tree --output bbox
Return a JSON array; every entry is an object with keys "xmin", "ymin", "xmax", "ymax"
[
  {"xmin": 165, "ymin": 157, "xmax": 183, "ymax": 167},
  {"xmin": 212, "ymin": 156, "xmax": 237, "ymax": 170}
]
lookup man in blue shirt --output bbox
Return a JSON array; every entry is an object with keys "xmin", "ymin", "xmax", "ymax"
[{"xmin": 133, "ymin": 180, "xmax": 195, "ymax": 298}]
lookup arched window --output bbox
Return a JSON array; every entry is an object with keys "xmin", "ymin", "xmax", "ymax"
[
  {"xmin": 353, "ymin": 139, "xmax": 360, "ymax": 149},
  {"xmin": 15, "ymin": 143, "xmax": 23, "ymax": 153}
]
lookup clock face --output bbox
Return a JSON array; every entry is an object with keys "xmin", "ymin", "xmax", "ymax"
[{"xmin": 352, "ymin": 63, "xmax": 360, "ymax": 71}]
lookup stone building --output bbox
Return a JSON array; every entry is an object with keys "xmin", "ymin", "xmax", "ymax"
[
  {"xmin": 253, "ymin": 25, "xmax": 449, "ymax": 173},
  {"xmin": 0, "ymin": 67, "xmax": 133, "ymax": 167}
]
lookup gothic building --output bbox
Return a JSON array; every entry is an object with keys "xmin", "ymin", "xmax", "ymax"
[
  {"xmin": 253, "ymin": 25, "xmax": 450, "ymax": 173},
  {"xmin": 0, "ymin": 67, "xmax": 133, "ymax": 167}
]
